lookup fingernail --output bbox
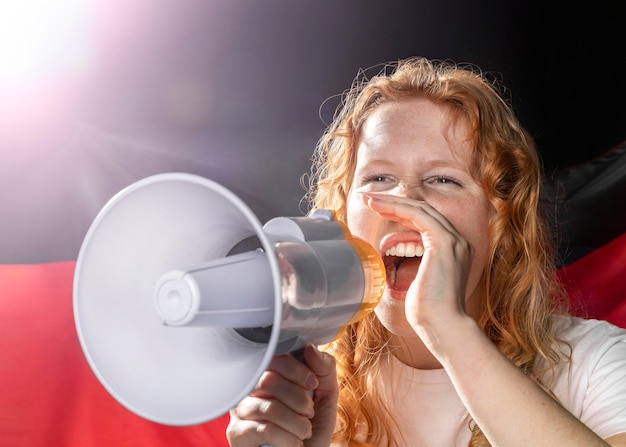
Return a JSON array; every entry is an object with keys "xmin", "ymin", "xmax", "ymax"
[
  {"xmin": 364, "ymin": 192, "xmax": 384, "ymax": 200},
  {"xmin": 305, "ymin": 373, "xmax": 319, "ymax": 390},
  {"xmin": 306, "ymin": 342, "xmax": 321, "ymax": 359},
  {"xmin": 310, "ymin": 343, "xmax": 333, "ymax": 364}
]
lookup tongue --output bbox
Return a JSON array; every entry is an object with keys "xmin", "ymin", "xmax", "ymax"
[{"xmin": 394, "ymin": 257, "xmax": 421, "ymax": 291}]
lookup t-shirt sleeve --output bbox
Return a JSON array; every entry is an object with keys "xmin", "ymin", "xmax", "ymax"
[{"xmin": 568, "ymin": 319, "xmax": 626, "ymax": 439}]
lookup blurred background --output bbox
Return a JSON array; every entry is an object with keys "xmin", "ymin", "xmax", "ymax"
[{"xmin": 1, "ymin": 0, "xmax": 625, "ymax": 263}]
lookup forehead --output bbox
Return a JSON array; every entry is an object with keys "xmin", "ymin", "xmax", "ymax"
[
  {"xmin": 359, "ymin": 97, "xmax": 470, "ymax": 155},
  {"xmin": 358, "ymin": 97, "xmax": 473, "ymax": 163}
]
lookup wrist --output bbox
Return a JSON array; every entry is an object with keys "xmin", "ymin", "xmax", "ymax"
[{"xmin": 413, "ymin": 313, "xmax": 481, "ymax": 363}]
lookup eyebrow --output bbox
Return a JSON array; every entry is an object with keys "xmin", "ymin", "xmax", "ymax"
[{"xmin": 358, "ymin": 158, "xmax": 468, "ymax": 172}]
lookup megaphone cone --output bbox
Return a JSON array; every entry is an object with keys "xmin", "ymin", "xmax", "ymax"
[{"xmin": 73, "ymin": 173, "xmax": 384, "ymax": 426}]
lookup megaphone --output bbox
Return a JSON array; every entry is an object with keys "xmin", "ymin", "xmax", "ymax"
[{"xmin": 73, "ymin": 172, "xmax": 385, "ymax": 426}]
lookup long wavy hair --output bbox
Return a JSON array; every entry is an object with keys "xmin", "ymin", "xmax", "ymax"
[{"xmin": 305, "ymin": 57, "xmax": 570, "ymax": 446}]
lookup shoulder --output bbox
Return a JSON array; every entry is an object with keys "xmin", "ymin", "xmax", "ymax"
[
  {"xmin": 552, "ymin": 316, "xmax": 626, "ymax": 371},
  {"xmin": 554, "ymin": 315, "xmax": 626, "ymax": 348},
  {"xmin": 549, "ymin": 316, "xmax": 626, "ymax": 439}
]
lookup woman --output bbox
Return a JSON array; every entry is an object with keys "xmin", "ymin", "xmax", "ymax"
[{"xmin": 226, "ymin": 57, "xmax": 626, "ymax": 446}]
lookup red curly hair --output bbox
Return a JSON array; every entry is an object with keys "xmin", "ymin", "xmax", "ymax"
[{"xmin": 305, "ymin": 57, "xmax": 569, "ymax": 446}]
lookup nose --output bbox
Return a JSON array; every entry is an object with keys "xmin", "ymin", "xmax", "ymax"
[{"xmin": 395, "ymin": 181, "xmax": 423, "ymax": 200}]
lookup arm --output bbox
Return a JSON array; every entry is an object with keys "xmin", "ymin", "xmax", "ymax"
[
  {"xmin": 607, "ymin": 434, "xmax": 626, "ymax": 446},
  {"xmin": 365, "ymin": 193, "xmax": 624, "ymax": 446},
  {"xmin": 434, "ymin": 315, "xmax": 618, "ymax": 446}
]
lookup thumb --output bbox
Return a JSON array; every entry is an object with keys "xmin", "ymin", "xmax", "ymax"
[
  {"xmin": 303, "ymin": 343, "xmax": 338, "ymax": 396},
  {"xmin": 302, "ymin": 343, "xmax": 338, "ymax": 446}
]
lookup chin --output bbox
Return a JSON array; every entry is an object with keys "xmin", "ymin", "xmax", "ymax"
[{"xmin": 374, "ymin": 293, "xmax": 415, "ymax": 337}]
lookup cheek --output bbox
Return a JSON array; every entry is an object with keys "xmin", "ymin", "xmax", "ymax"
[
  {"xmin": 455, "ymin": 205, "xmax": 494, "ymax": 284},
  {"xmin": 346, "ymin": 192, "xmax": 375, "ymax": 240},
  {"xmin": 439, "ymin": 196, "xmax": 492, "ymax": 256}
]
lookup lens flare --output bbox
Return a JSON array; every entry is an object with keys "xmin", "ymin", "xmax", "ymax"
[{"xmin": 0, "ymin": 0, "xmax": 88, "ymax": 85}]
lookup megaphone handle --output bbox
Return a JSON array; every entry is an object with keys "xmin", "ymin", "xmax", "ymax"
[
  {"xmin": 260, "ymin": 347, "xmax": 311, "ymax": 447},
  {"xmin": 291, "ymin": 346, "xmax": 305, "ymax": 362}
]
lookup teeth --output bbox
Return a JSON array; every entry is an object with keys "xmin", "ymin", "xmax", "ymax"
[{"xmin": 385, "ymin": 242, "xmax": 424, "ymax": 257}]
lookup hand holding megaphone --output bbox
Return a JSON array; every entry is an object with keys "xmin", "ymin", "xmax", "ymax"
[{"xmin": 73, "ymin": 173, "xmax": 384, "ymax": 426}]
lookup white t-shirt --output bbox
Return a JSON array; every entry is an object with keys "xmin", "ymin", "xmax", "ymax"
[{"xmin": 372, "ymin": 317, "xmax": 626, "ymax": 446}]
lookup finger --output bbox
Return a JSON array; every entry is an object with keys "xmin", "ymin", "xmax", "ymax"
[
  {"xmin": 364, "ymin": 193, "xmax": 458, "ymax": 234},
  {"xmin": 265, "ymin": 353, "xmax": 320, "ymax": 391},
  {"xmin": 302, "ymin": 344, "xmax": 338, "ymax": 444},
  {"xmin": 254, "ymin": 366, "xmax": 316, "ymax": 418},
  {"xmin": 302, "ymin": 344, "xmax": 337, "ymax": 396},
  {"xmin": 226, "ymin": 413, "xmax": 308, "ymax": 447},
  {"xmin": 230, "ymin": 395, "xmax": 313, "ymax": 441}
]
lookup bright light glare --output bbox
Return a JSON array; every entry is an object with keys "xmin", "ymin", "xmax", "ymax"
[{"xmin": 0, "ymin": 0, "xmax": 88, "ymax": 84}]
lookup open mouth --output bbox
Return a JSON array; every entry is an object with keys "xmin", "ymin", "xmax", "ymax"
[{"xmin": 383, "ymin": 242, "xmax": 424, "ymax": 291}]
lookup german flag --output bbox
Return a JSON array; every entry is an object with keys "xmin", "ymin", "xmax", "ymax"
[{"xmin": 3, "ymin": 137, "xmax": 625, "ymax": 447}]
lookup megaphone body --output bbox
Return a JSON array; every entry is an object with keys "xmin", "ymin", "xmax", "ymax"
[{"xmin": 73, "ymin": 173, "xmax": 384, "ymax": 426}]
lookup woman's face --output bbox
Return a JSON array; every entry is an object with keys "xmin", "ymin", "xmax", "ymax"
[{"xmin": 346, "ymin": 97, "xmax": 494, "ymax": 339}]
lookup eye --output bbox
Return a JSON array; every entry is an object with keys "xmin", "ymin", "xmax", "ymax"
[
  {"xmin": 361, "ymin": 174, "xmax": 393, "ymax": 184},
  {"xmin": 354, "ymin": 173, "xmax": 398, "ymax": 192},
  {"xmin": 427, "ymin": 175, "xmax": 462, "ymax": 186}
]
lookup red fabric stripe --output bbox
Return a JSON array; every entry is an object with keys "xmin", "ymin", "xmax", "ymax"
[
  {"xmin": 0, "ymin": 261, "xmax": 229, "ymax": 447},
  {"xmin": 558, "ymin": 232, "xmax": 626, "ymax": 328}
]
